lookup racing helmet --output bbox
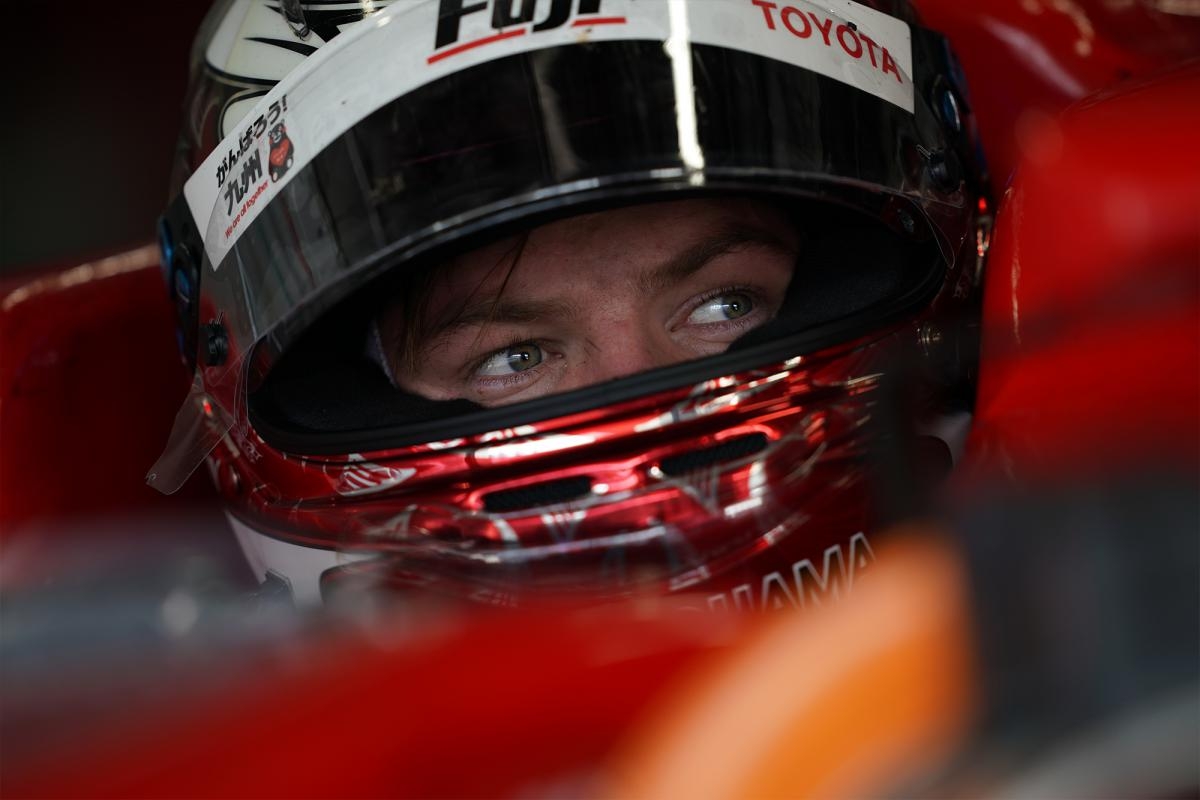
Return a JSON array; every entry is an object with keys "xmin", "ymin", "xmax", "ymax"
[{"xmin": 152, "ymin": 0, "xmax": 990, "ymax": 607}]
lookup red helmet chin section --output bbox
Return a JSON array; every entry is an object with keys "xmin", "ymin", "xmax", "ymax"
[{"xmin": 210, "ymin": 323, "xmax": 961, "ymax": 609}]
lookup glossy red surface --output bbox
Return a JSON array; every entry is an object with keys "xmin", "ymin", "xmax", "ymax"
[
  {"xmin": 967, "ymin": 61, "xmax": 1200, "ymax": 478},
  {"xmin": 912, "ymin": 0, "xmax": 1200, "ymax": 189},
  {"xmin": 0, "ymin": 247, "xmax": 209, "ymax": 534}
]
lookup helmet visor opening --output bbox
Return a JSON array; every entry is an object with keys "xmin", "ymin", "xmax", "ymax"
[{"xmin": 247, "ymin": 196, "xmax": 944, "ymax": 455}]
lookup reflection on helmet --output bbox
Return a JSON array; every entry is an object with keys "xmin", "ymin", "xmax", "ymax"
[{"xmin": 153, "ymin": 0, "xmax": 990, "ymax": 607}]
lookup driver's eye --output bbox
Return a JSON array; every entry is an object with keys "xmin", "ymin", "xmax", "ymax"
[
  {"xmin": 476, "ymin": 343, "xmax": 544, "ymax": 376},
  {"xmin": 687, "ymin": 292, "xmax": 754, "ymax": 325}
]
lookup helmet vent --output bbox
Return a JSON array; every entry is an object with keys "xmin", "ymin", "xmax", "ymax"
[
  {"xmin": 658, "ymin": 433, "xmax": 769, "ymax": 477},
  {"xmin": 482, "ymin": 475, "xmax": 593, "ymax": 513}
]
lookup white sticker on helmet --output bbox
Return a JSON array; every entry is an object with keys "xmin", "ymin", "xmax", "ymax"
[{"xmin": 185, "ymin": 0, "xmax": 912, "ymax": 271}]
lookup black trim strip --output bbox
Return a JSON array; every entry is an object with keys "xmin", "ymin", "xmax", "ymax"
[
  {"xmin": 659, "ymin": 433, "xmax": 769, "ymax": 476},
  {"xmin": 203, "ymin": 62, "xmax": 280, "ymax": 89},
  {"xmin": 483, "ymin": 475, "xmax": 594, "ymax": 513},
  {"xmin": 247, "ymin": 36, "xmax": 320, "ymax": 57}
]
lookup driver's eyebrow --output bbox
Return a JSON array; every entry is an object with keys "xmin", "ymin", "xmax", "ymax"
[
  {"xmin": 636, "ymin": 224, "xmax": 796, "ymax": 295},
  {"xmin": 423, "ymin": 223, "xmax": 793, "ymax": 343}
]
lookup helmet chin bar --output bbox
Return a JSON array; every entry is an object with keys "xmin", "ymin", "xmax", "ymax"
[
  {"xmin": 214, "ymin": 312, "xmax": 980, "ymax": 610},
  {"xmin": 231, "ymin": 393, "xmax": 971, "ymax": 610}
]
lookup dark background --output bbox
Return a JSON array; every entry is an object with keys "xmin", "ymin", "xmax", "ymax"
[{"xmin": 0, "ymin": 2, "xmax": 212, "ymax": 270}]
